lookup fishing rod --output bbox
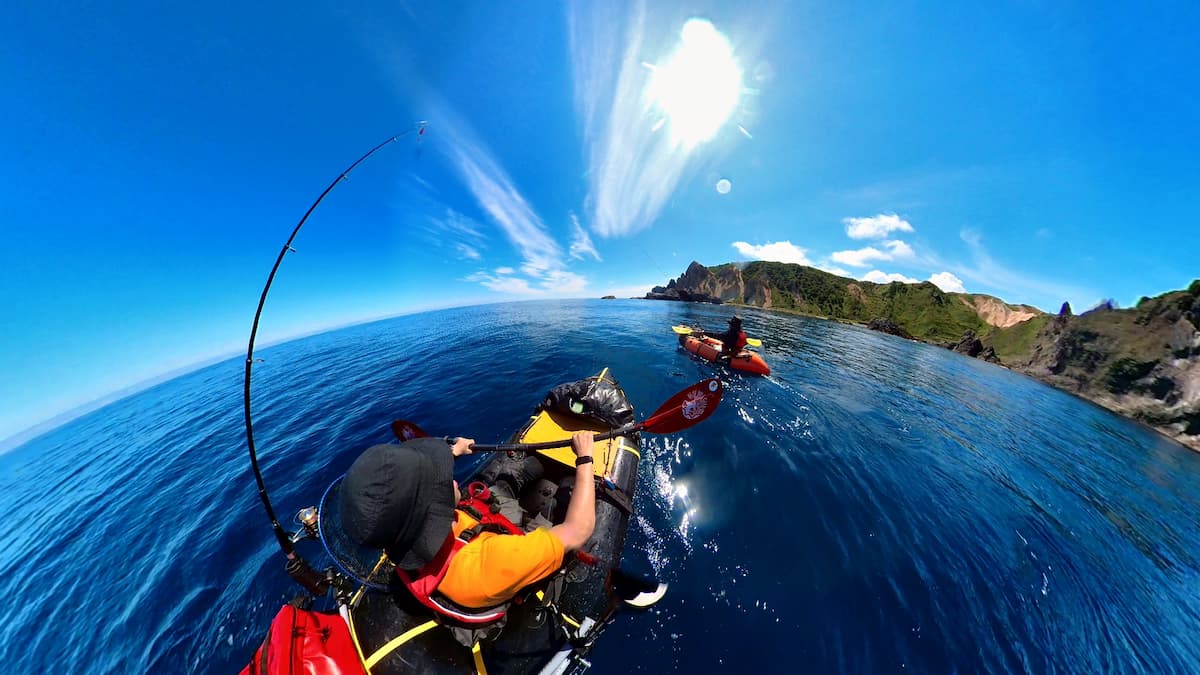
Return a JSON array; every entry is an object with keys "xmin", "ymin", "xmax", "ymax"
[{"xmin": 242, "ymin": 124, "xmax": 426, "ymax": 591}]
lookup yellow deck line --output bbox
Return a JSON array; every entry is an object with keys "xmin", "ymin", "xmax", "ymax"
[{"xmin": 364, "ymin": 620, "xmax": 439, "ymax": 669}]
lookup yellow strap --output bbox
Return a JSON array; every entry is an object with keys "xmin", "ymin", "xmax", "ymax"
[
  {"xmin": 364, "ymin": 620, "xmax": 439, "ymax": 669},
  {"xmin": 533, "ymin": 589, "xmax": 580, "ymax": 628},
  {"xmin": 342, "ymin": 609, "xmax": 372, "ymax": 674},
  {"xmin": 597, "ymin": 366, "xmax": 609, "ymax": 382},
  {"xmin": 472, "ymin": 642, "xmax": 488, "ymax": 674}
]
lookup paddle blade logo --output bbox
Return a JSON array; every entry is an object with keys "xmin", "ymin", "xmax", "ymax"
[{"xmin": 681, "ymin": 390, "xmax": 708, "ymax": 420}]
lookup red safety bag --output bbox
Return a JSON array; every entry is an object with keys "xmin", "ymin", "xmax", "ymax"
[{"xmin": 239, "ymin": 604, "xmax": 364, "ymax": 675}]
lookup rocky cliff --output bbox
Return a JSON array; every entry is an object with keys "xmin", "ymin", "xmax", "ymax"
[
  {"xmin": 649, "ymin": 260, "xmax": 1035, "ymax": 340},
  {"xmin": 1011, "ymin": 283, "xmax": 1200, "ymax": 450},
  {"xmin": 648, "ymin": 261, "xmax": 1200, "ymax": 451}
]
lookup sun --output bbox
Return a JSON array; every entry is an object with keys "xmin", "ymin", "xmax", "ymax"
[{"xmin": 647, "ymin": 19, "xmax": 742, "ymax": 148}]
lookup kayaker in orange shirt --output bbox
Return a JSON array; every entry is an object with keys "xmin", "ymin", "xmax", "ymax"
[{"xmin": 340, "ymin": 430, "xmax": 596, "ymax": 609}]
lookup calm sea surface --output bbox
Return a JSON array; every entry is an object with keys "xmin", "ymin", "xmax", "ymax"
[{"xmin": 3, "ymin": 299, "xmax": 1199, "ymax": 673}]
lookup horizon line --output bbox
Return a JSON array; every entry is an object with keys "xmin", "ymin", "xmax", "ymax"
[{"xmin": 0, "ymin": 295, "xmax": 596, "ymax": 455}]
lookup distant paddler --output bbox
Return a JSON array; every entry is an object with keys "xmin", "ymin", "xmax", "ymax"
[{"xmin": 681, "ymin": 316, "xmax": 749, "ymax": 361}]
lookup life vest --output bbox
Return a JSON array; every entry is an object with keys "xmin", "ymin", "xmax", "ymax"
[
  {"xmin": 394, "ymin": 482, "xmax": 526, "ymax": 625},
  {"xmin": 730, "ymin": 330, "xmax": 748, "ymax": 354}
]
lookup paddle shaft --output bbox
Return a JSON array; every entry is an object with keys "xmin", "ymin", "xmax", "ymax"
[
  {"xmin": 467, "ymin": 421, "xmax": 642, "ymax": 452},
  {"xmin": 673, "ymin": 324, "xmax": 762, "ymax": 347},
  {"xmin": 397, "ymin": 376, "xmax": 722, "ymax": 452}
]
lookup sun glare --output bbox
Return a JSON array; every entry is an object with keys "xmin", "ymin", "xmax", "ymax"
[{"xmin": 647, "ymin": 19, "xmax": 742, "ymax": 147}]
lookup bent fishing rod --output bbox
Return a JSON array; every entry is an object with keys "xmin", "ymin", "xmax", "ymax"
[{"xmin": 242, "ymin": 124, "xmax": 426, "ymax": 591}]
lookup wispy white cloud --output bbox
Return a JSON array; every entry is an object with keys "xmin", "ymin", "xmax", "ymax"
[
  {"xmin": 817, "ymin": 265, "xmax": 852, "ymax": 278},
  {"xmin": 598, "ymin": 280, "xmax": 661, "ymax": 298},
  {"xmin": 831, "ymin": 246, "xmax": 889, "ymax": 268},
  {"xmin": 466, "ymin": 273, "xmax": 536, "ymax": 295},
  {"xmin": 433, "ymin": 102, "xmax": 594, "ymax": 297},
  {"xmin": 542, "ymin": 270, "xmax": 589, "ymax": 294},
  {"xmin": 568, "ymin": 212, "xmax": 601, "ymax": 261},
  {"xmin": 828, "ymin": 165, "xmax": 993, "ymax": 209},
  {"xmin": 863, "ymin": 270, "xmax": 920, "ymax": 284},
  {"xmin": 928, "ymin": 271, "xmax": 966, "ymax": 293},
  {"xmin": 950, "ymin": 229, "xmax": 1095, "ymax": 310},
  {"xmin": 844, "ymin": 214, "xmax": 914, "ymax": 240},
  {"xmin": 426, "ymin": 208, "xmax": 488, "ymax": 260},
  {"xmin": 442, "ymin": 128, "xmax": 562, "ymax": 275},
  {"xmin": 570, "ymin": 2, "xmax": 739, "ymax": 238},
  {"xmin": 732, "ymin": 240, "xmax": 812, "ymax": 265},
  {"xmin": 462, "ymin": 269, "xmax": 588, "ymax": 297}
]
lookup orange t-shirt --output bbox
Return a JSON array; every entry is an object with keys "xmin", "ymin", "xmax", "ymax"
[{"xmin": 437, "ymin": 510, "xmax": 565, "ymax": 608}]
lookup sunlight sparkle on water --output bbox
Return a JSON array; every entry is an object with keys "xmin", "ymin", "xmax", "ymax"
[{"xmin": 647, "ymin": 19, "xmax": 741, "ymax": 147}]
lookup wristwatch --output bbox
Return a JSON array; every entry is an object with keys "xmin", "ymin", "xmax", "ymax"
[{"xmin": 575, "ymin": 455, "xmax": 594, "ymax": 467}]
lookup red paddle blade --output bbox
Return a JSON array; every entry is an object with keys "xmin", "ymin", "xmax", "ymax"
[
  {"xmin": 641, "ymin": 378, "xmax": 723, "ymax": 434},
  {"xmin": 390, "ymin": 419, "xmax": 429, "ymax": 441}
]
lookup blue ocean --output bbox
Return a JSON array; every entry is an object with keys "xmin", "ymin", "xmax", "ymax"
[{"xmin": 2, "ymin": 299, "xmax": 1199, "ymax": 673}]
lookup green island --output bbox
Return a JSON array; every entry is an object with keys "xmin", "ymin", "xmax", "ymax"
[{"xmin": 647, "ymin": 261, "xmax": 1200, "ymax": 451}]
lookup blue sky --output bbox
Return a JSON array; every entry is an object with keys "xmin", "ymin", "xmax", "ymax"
[{"xmin": 3, "ymin": 1, "xmax": 1198, "ymax": 444}]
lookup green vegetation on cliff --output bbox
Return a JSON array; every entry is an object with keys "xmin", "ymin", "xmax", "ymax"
[
  {"xmin": 739, "ymin": 261, "xmax": 989, "ymax": 342},
  {"xmin": 988, "ymin": 315, "xmax": 1050, "ymax": 361},
  {"xmin": 659, "ymin": 259, "xmax": 1200, "ymax": 450}
]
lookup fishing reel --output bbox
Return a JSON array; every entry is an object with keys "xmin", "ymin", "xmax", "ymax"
[{"xmin": 290, "ymin": 506, "xmax": 320, "ymax": 543}]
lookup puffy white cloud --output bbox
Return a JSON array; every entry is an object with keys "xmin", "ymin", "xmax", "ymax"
[
  {"xmin": 732, "ymin": 240, "xmax": 812, "ymax": 265},
  {"xmin": 831, "ymin": 246, "xmax": 889, "ymax": 268},
  {"xmin": 832, "ymin": 238, "xmax": 916, "ymax": 268},
  {"xmin": 843, "ymin": 214, "xmax": 914, "ymax": 240},
  {"xmin": 883, "ymin": 239, "xmax": 915, "ymax": 258},
  {"xmin": 495, "ymin": 266, "xmax": 515, "ymax": 275},
  {"xmin": 863, "ymin": 270, "xmax": 919, "ymax": 284},
  {"xmin": 928, "ymin": 272, "xmax": 966, "ymax": 293}
]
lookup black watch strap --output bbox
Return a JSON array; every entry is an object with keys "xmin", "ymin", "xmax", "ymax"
[{"xmin": 575, "ymin": 455, "xmax": 594, "ymax": 467}]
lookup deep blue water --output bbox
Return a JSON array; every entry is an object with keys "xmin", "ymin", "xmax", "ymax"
[{"xmin": 3, "ymin": 299, "xmax": 1200, "ymax": 673}]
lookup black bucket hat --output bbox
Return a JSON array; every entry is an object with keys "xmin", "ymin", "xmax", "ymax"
[
  {"xmin": 339, "ymin": 437, "xmax": 456, "ymax": 569},
  {"xmin": 729, "ymin": 315, "xmax": 743, "ymax": 326}
]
